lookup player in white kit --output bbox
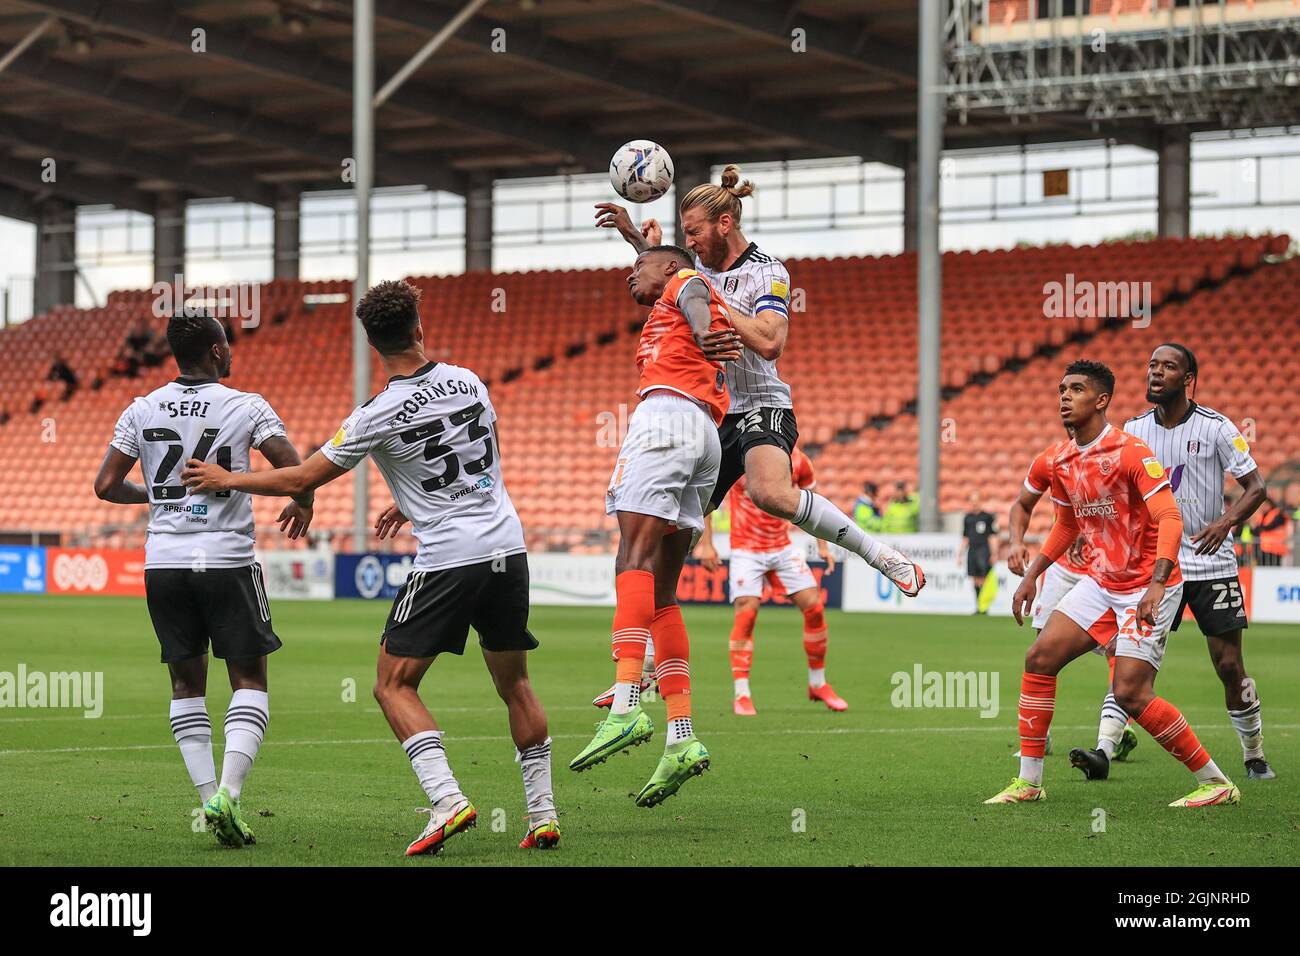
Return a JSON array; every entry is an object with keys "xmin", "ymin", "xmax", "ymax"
[
  {"xmin": 182, "ymin": 280, "xmax": 560, "ymax": 853},
  {"xmin": 1117, "ymin": 343, "xmax": 1273, "ymax": 780},
  {"xmin": 595, "ymin": 166, "xmax": 925, "ymax": 601},
  {"xmin": 94, "ymin": 312, "xmax": 314, "ymax": 848}
]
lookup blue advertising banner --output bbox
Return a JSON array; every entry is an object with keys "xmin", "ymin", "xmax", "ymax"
[
  {"xmin": 334, "ymin": 553, "xmax": 414, "ymax": 600},
  {"xmin": 0, "ymin": 546, "xmax": 46, "ymax": 594}
]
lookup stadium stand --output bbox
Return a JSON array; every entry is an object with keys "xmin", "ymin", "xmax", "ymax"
[{"xmin": 0, "ymin": 235, "xmax": 1290, "ymax": 552}]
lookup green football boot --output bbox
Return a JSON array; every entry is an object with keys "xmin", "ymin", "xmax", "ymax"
[
  {"xmin": 569, "ymin": 707, "xmax": 653, "ymax": 772},
  {"xmin": 1113, "ymin": 725, "xmax": 1139, "ymax": 762},
  {"xmin": 635, "ymin": 737, "xmax": 710, "ymax": 807},
  {"xmin": 983, "ymin": 777, "xmax": 1045, "ymax": 804},
  {"xmin": 203, "ymin": 785, "xmax": 255, "ymax": 847}
]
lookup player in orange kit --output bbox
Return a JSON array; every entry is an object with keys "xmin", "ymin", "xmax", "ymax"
[
  {"xmin": 695, "ymin": 446, "xmax": 844, "ymax": 715},
  {"xmin": 568, "ymin": 245, "xmax": 737, "ymax": 808},
  {"xmin": 992, "ymin": 360, "xmax": 1239, "ymax": 808},
  {"xmin": 1007, "ymin": 432, "xmax": 1139, "ymax": 767}
]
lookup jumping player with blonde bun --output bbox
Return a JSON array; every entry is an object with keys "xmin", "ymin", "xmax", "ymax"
[{"xmin": 595, "ymin": 167, "xmax": 925, "ymax": 658}]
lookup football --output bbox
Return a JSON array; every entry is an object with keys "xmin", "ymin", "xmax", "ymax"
[{"xmin": 609, "ymin": 139, "xmax": 674, "ymax": 203}]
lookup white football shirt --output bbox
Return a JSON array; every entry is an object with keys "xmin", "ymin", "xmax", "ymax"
[
  {"xmin": 110, "ymin": 378, "xmax": 288, "ymax": 569},
  {"xmin": 693, "ymin": 242, "xmax": 793, "ymax": 414},
  {"xmin": 1124, "ymin": 403, "xmax": 1258, "ymax": 580},
  {"xmin": 322, "ymin": 361, "xmax": 526, "ymax": 572}
]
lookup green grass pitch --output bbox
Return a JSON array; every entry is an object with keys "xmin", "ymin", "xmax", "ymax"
[{"xmin": 1, "ymin": 594, "xmax": 1296, "ymax": 866}]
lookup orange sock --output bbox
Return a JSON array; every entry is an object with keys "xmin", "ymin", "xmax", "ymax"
[
  {"xmin": 729, "ymin": 607, "xmax": 757, "ymax": 680},
  {"xmin": 1018, "ymin": 673, "xmax": 1057, "ymax": 759},
  {"xmin": 1133, "ymin": 696, "xmax": 1211, "ymax": 772},
  {"xmin": 612, "ymin": 570, "xmax": 654, "ymax": 675},
  {"xmin": 801, "ymin": 603, "xmax": 827, "ymax": 670},
  {"xmin": 652, "ymin": 604, "xmax": 691, "ymax": 718}
]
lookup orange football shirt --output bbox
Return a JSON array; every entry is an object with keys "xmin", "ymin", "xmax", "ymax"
[
  {"xmin": 636, "ymin": 269, "xmax": 731, "ymax": 426},
  {"xmin": 1042, "ymin": 424, "xmax": 1181, "ymax": 592}
]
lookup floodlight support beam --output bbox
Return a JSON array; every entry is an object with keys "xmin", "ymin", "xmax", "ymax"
[
  {"xmin": 374, "ymin": 0, "xmax": 490, "ymax": 109},
  {"xmin": 917, "ymin": 0, "xmax": 945, "ymax": 532},
  {"xmin": 0, "ymin": 15, "xmax": 55, "ymax": 75},
  {"xmin": 353, "ymin": 0, "xmax": 374, "ymax": 553}
]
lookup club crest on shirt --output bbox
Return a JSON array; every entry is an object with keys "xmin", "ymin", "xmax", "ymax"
[
  {"xmin": 724, "ymin": 276, "xmax": 739, "ymax": 296},
  {"xmin": 1142, "ymin": 456, "xmax": 1165, "ymax": 479},
  {"xmin": 1099, "ymin": 457, "xmax": 1114, "ymax": 475},
  {"xmin": 1187, "ymin": 439, "xmax": 1200, "ymax": 454}
]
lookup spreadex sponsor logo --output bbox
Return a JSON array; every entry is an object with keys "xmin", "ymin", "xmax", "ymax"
[
  {"xmin": 449, "ymin": 475, "xmax": 494, "ymax": 501},
  {"xmin": 49, "ymin": 886, "xmax": 151, "ymax": 936},
  {"xmin": 1073, "ymin": 496, "xmax": 1118, "ymax": 519}
]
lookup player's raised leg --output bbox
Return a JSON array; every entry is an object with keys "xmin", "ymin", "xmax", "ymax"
[
  {"xmin": 374, "ymin": 648, "xmax": 476, "ymax": 856},
  {"xmin": 745, "ymin": 445, "xmax": 925, "ymax": 596},
  {"xmin": 1206, "ymin": 629, "xmax": 1273, "ymax": 779},
  {"xmin": 986, "ymin": 609, "xmax": 1098, "ymax": 803},
  {"xmin": 483, "ymin": 649, "xmax": 559, "ymax": 849},
  {"xmin": 638, "ymin": 527, "xmax": 711, "ymax": 808}
]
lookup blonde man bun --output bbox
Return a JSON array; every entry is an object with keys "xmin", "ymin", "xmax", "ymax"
[{"xmin": 680, "ymin": 164, "xmax": 754, "ymax": 223}]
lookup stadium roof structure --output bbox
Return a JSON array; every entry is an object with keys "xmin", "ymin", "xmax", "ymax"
[{"xmin": 0, "ymin": 0, "xmax": 1250, "ymax": 218}]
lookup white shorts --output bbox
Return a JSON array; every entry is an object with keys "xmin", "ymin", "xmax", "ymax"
[
  {"xmin": 605, "ymin": 391, "xmax": 722, "ymax": 535},
  {"xmin": 1031, "ymin": 562, "xmax": 1085, "ymax": 631},
  {"xmin": 729, "ymin": 544, "xmax": 818, "ymax": 602},
  {"xmin": 1052, "ymin": 575, "xmax": 1184, "ymax": 670}
]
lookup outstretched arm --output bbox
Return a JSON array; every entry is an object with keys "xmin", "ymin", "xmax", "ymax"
[
  {"xmin": 94, "ymin": 447, "xmax": 149, "ymax": 504},
  {"xmin": 257, "ymin": 435, "xmax": 316, "ymax": 539},
  {"xmin": 678, "ymin": 280, "xmax": 741, "ymax": 362},
  {"xmin": 182, "ymin": 449, "xmax": 347, "ymax": 498},
  {"xmin": 593, "ymin": 203, "xmax": 659, "ymax": 254},
  {"xmin": 258, "ymin": 435, "xmax": 315, "ymax": 509}
]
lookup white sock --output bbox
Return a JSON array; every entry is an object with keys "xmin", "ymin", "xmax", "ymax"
[
  {"xmin": 643, "ymin": 636, "xmax": 655, "ymax": 664},
  {"xmin": 403, "ymin": 730, "xmax": 465, "ymax": 807},
  {"xmin": 1194, "ymin": 757, "xmax": 1228, "ymax": 785},
  {"xmin": 220, "ymin": 688, "xmax": 268, "ymax": 801},
  {"xmin": 808, "ymin": 667, "xmax": 826, "ymax": 689},
  {"xmin": 1228, "ymin": 702, "xmax": 1264, "ymax": 761},
  {"xmin": 1097, "ymin": 692, "xmax": 1127, "ymax": 758},
  {"xmin": 611, "ymin": 680, "xmax": 640, "ymax": 715},
  {"xmin": 516, "ymin": 737, "xmax": 556, "ymax": 826},
  {"xmin": 170, "ymin": 697, "xmax": 217, "ymax": 802},
  {"xmin": 734, "ymin": 677, "xmax": 751, "ymax": 698},
  {"xmin": 666, "ymin": 716, "xmax": 694, "ymax": 746},
  {"xmin": 794, "ymin": 489, "xmax": 887, "ymax": 568},
  {"xmin": 1019, "ymin": 756, "xmax": 1044, "ymax": 786}
]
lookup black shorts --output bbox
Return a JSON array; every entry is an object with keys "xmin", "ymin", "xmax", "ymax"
[
  {"xmin": 966, "ymin": 550, "xmax": 992, "ymax": 578},
  {"xmin": 145, "ymin": 565, "xmax": 281, "ymax": 664},
  {"xmin": 709, "ymin": 406, "xmax": 799, "ymax": 511},
  {"xmin": 1172, "ymin": 576, "xmax": 1249, "ymax": 637},
  {"xmin": 381, "ymin": 552, "xmax": 539, "ymax": 659}
]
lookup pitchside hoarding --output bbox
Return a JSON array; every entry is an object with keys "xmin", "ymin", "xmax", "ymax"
[{"xmin": 0, "ymin": 546, "xmax": 46, "ymax": 593}]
